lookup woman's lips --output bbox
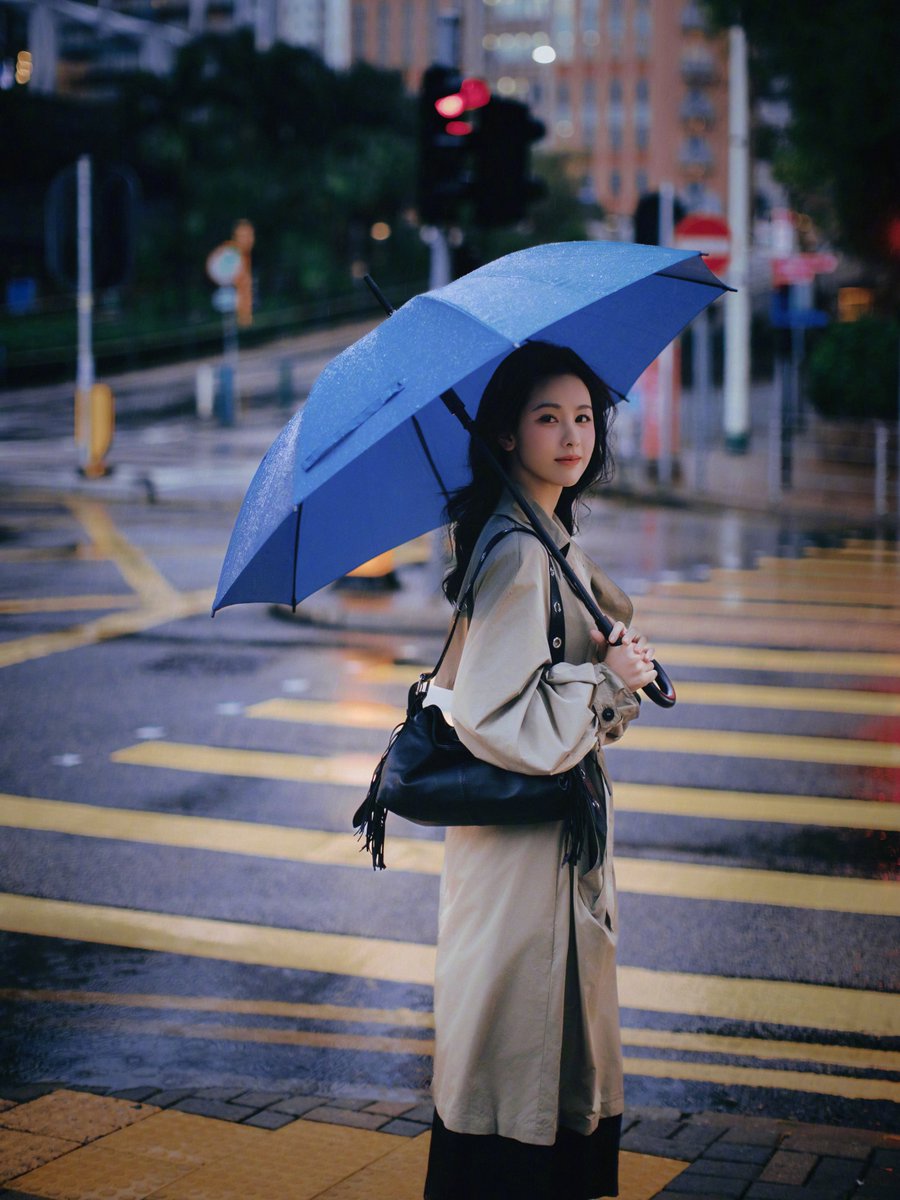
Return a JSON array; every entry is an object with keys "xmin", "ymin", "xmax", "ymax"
[{"xmin": 555, "ymin": 456, "xmax": 582, "ymax": 465}]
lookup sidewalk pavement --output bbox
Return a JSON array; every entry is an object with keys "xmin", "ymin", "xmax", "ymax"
[{"xmin": 0, "ymin": 1086, "xmax": 896, "ymax": 1199}]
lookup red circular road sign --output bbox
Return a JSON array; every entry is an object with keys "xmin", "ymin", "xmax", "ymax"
[{"xmin": 674, "ymin": 213, "xmax": 731, "ymax": 275}]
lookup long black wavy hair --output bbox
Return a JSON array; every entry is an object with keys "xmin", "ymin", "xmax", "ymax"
[{"xmin": 443, "ymin": 340, "xmax": 616, "ymax": 604}]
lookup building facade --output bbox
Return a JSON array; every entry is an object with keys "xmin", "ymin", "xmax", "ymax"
[{"xmin": 347, "ymin": 0, "xmax": 730, "ymax": 220}]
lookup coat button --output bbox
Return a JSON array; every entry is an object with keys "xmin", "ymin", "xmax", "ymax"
[{"xmin": 601, "ymin": 706, "xmax": 615, "ymax": 722}]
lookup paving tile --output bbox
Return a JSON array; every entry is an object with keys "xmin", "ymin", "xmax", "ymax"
[
  {"xmin": 152, "ymin": 1120, "xmax": 391, "ymax": 1200},
  {"xmin": 363, "ymin": 1101, "xmax": 416, "ymax": 1118},
  {"xmin": 395, "ymin": 1101, "xmax": 434, "ymax": 1125},
  {"xmin": 269, "ymin": 1096, "xmax": 326, "ymax": 1117},
  {"xmin": 378, "ymin": 1120, "xmax": 431, "ymax": 1138},
  {"xmin": 702, "ymin": 1143, "xmax": 773, "ymax": 1165},
  {"xmin": 0, "ymin": 1092, "xmax": 55, "ymax": 1107},
  {"xmin": 188, "ymin": 1089, "xmax": 247, "ymax": 1103},
  {"xmin": 0, "ymin": 1190, "xmax": 51, "ymax": 1198},
  {"xmin": 9, "ymin": 1141, "xmax": 193, "ymax": 1200},
  {"xmin": 807, "ymin": 1156, "xmax": 865, "ymax": 1189},
  {"xmin": 241, "ymin": 1110, "xmax": 295, "ymax": 1131},
  {"xmin": 617, "ymin": 1152, "xmax": 689, "ymax": 1200},
  {"xmin": 310, "ymin": 1133, "xmax": 430, "ymax": 1200},
  {"xmin": 230, "ymin": 1092, "xmax": 285, "ymax": 1110},
  {"xmin": 682, "ymin": 1159, "xmax": 760, "ymax": 1181},
  {"xmin": 169, "ymin": 1099, "xmax": 256, "ymax": 1124},
  {"xmin": 0, "ymin": 1132, "xmax": 78, "ymax": 1186},
  {"xmin": 719, "ymin": 1126, "xmax": 782, "ymax": 1148},
  {"xmin": 0, "ymin": 1093, "xmax": 155, "ymax": 1145},
  {"xmin": 97, "ymin": 1110, "xmax": 268, "ymax": 1166},
  {"xmin": 629, "ymin": 1118, "xmax": 684, "ymax": 1140},
  {"xmin": 662, "ymin": 1172, "xmax": 748, "ymax": 1197},
  {"xmin": 321, "ymin": 1098, "xmax": 372, "ymax": 1112},
  {"xmin": 745, "ymin": 1186, "xmax": 809, "ymax": 1200},
  {"xmin": 136, "ymin": 1091, "xmax": 196, "ymax": 1110},
  {"xmin": 759, "ymin": 1150, "xmax": 816, "ymax": 1186},
  {"xmin": 780, "ymin": 1131, "xmax": 872, "ymax": 1159},
  {"xmin": 620, "ymin": 1133, "xmax": 693, "ymax": 1160},
  {"xmin": 108, "ymin": 1090, "xmax": 158, "ymax": 1105},
  {"xmin": 630, "ymin": 1106, "xmax": 684, "ymax": 1123},
  {"xmin": 302, "ymin": 1107, "xmax": 388, "ymax": 1132},
  {"xmin": 871, "ymin": 1149, "xmax": 900, "ymax": 1168}
]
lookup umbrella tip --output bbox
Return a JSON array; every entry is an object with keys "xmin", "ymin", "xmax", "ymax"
[{"xmin": 364, "ymin": 275, "xmax": 395, "ymax": 317}]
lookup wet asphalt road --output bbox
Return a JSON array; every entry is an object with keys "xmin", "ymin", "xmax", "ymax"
[{"xmin": 0, "ymin": 466, "xmax": 897, "ymax": 1132}]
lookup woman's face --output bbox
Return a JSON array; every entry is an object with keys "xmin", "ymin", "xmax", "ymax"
[{"xmin": 499, "ymin": 374, "xmax": 596, "ymax": 504}]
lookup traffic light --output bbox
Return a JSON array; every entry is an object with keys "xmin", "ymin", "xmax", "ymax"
[
  {"xmin": 471, "ymin": 98, "xmax": 546, "ymax": 228},
  {"xmin": 633, "ymin": 191, "xmax": 686, "ymax": 245},
  {"xmin": 418, "ymin": 64, "xmax": 473, "ymax": 225}
]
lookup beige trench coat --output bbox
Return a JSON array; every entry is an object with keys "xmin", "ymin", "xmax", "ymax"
[{"xmin": 431, "ymin": 494, "xmax": 641, "ymax": 1147}]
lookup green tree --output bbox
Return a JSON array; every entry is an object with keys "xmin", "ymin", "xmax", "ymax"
[
  {"xmin": 704, "ymin": 1, "xmax": 900, "ymax": 305},
  {"xmin": 806, "ymin": 318, "xmax": 899, "ymax": 422}
]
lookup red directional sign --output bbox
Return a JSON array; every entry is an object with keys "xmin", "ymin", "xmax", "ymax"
[
  {"xmin": 674, "ymin": 213, "xmax": 731, "ymax": 275},
  {"xmin": 771, "ymin": 253, "xmax": 838, "ymax": 287}
]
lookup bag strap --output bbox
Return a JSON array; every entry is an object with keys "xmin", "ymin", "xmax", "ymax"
[{"xmin": 424, "ymin": 524, "xmax": 565, "ymax": 688}]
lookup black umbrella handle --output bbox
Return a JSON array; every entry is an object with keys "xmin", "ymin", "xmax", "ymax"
[{"xmin": 440, "ymin": 388, "xmax": 677, "ymax": 709}]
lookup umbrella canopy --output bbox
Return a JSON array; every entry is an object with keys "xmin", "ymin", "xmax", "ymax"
[{"xmin": 213, "ymin": 241, "xmax": 728, "ymax": 614}]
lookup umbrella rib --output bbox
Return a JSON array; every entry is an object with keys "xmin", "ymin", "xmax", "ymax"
[
  {"xmin": 290, "ymin": 504, "xmax": 303, "ymax": 612},
  {"xmin": 411, "ymin": 416, "xmax": 451, "ymax": 502}
]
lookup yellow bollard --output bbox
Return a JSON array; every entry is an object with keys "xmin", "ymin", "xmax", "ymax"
[
  {"xmin": 75, "ymin": 383, "xmax": 115, "ymax": 478},
  {"xmin": 338, "ymin": 550, "xmax": 400, "ymax": 592}
]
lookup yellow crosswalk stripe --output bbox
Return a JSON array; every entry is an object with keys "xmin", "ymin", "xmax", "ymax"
[
  {"xmin": 3, "ymin": 794, "xmax": 896, "ymax": 916},
  {"xmin": 754, "ymin": 556, "xmax": 900, "ymax": 577},
  {"xmin": 618, "ymin": 726, "xmax": 900, "ymax": 768},
  {"xmin": 249, "ymin": 684, "xmax": 900, "ymax": 724},
  {"xmin": 114, "ymin": 724, "xmax": 900, "ymax": 779},
  {"xmin": 614, "ymin": 782, "xmax": 900, "ymax": 832},
  {"xmin": 656, "ymin": 578, "xmax": 900, "ymax": 606},
  {"xmin": 66, "ymin": 497, "xmax": 179, "ymax": 606},
  {"xmin": 6, "ymin": 986, "xmax": 897, "ymax": 1074},
  {"xmin": 0, "ymin": 590, "xmax": 215, "ymax": 670},
  {"xmin": 358, "ymin": 643, "xmax": 900, "ymax": 680},
  {"xmin": 1, "ymin": 894, "xmax": 897, "ymax": 1036},
  {"xmin": 0, "ymin": 594, "xmax": 142, "ymax": 615},
  {"xmin": 634, "ymin": 595, "xmax": 900, "ymax": 625}
]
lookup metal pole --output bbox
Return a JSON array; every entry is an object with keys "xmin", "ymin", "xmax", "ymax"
[
  {"xmin": 874, "ymin": 421, "xmax": 888, "ymax": 519},
  {"xmin": 693, "ymin": 307, "xmax": 709, "ymax": 492},
  {"xmin": 724, "ymin": 25, "xmax": 751, "ymax": 452},
  {"xmin": 768, "ymin": 355, "xmax": 781, "ymax": 503},
  {"xmin": 76, "ymin": 154, "xmax": 95, "ymax": 472},
  {"xmin": 658, "ymin": 183, "xmax": 676, "ymax": 486},
  {"xmin": 429, "ymin": 229, "xmax": 452, "ymax": 290}
]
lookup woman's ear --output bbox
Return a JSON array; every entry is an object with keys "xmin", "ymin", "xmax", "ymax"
[{"xmin": 498, "ymin": 432, "xmax": 516, "ymax": 451}]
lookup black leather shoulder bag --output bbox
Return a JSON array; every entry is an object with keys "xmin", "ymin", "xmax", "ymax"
[{"xmin": 353, "ymin": 524, "xmax": 605, "ymax": 870}]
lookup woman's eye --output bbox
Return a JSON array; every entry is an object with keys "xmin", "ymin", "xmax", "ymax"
[{"xmin": 576, "ymin": 414, "xmax": 593, "ymax": 423}]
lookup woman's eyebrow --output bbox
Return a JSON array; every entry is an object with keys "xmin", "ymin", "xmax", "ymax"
[{"xmin": 529, "ymin": 400, "xmax": 592, "ymax": 411}]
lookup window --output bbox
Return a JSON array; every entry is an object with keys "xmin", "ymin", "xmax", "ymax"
[
  {"xmin": 377, "ymin": 1, "xmax": 390, "ymax": 65},
  {"xmin": 351, "ymin": 2, "xmax": 366, "ymax": 61},
  {"xmin": 609, "ymin": 0, "xmax": 625, "ymax": 56},
  {"xmin": 636, "ymin": 169, "xmax": 648, "ymax": 195},
  {"xmin": 635, "ymin": 0, "xmax": 652, "ymax": 57},
  {"xmin": 635, "ymin": 77, "xmax": 650, "ymax": 149},
  {"xmin": 610, "ymin": 169, "xmax": 622, "ymax": 197},
  {"xmin": 582, "ymin": 78, "xmax": 597, "ymax": 137}
]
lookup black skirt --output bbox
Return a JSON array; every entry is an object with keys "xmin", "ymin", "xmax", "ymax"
[{"xmin": 424, "ymin": 1109, "xmax": 622, "ymax": 1200}]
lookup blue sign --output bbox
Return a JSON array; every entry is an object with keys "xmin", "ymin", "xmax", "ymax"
[{"xmin": 770, "ymin": 291, "xmax": 829, "ymax": 329}]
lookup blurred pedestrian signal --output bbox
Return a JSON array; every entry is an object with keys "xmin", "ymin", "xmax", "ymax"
[{"xmin": 472, "ymin": 98, "xmax": 546, "ymax": 227}]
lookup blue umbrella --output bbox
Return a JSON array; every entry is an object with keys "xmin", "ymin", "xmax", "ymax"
[{"xmin": 213, "ymin": 241, "xmax": 729, "ymax": 703}]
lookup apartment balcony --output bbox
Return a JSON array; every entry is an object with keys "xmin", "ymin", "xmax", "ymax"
[
  {"xmin": 680, "ymin": 91, "xmax": 716, "ymax": 127},
  {"xmin": 680, "ymin": 53, "xmax": 717, "ymax": 86}
]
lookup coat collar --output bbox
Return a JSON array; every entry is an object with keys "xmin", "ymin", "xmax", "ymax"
[{"xmin": 494, "ymin": 492, "xmax": 572, "ymax": 552}]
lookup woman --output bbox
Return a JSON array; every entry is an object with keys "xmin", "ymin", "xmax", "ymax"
[{"xmin": 424, "ymin": 342, "xmax": 656, "ymax": 1200}]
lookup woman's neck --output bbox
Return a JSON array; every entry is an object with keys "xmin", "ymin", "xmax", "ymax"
[{"xmin": 509, "ymin": 476, "xmax": 562, "ymax": 520}]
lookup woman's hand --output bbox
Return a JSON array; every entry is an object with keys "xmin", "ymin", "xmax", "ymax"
[{"xmin": 590, "ymin": 622, "xmax": 658, "ymax": 692}]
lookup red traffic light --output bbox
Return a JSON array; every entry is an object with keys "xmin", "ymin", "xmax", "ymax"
[
  {"xmin": 446, "ymin": 120, "xmax": 473, "ymax": 136},
  {"xmin": 460, "ymin": 77, "xmax": 490, "ymax": 110},
  {"xmin": 435, "ymin": 93, "xmax": 465, "ymax": 119}
]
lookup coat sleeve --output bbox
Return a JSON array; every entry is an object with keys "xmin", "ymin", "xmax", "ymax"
[{"xmin": 452, "ymin": 533, "xmax": 638, "ymax": 775}]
